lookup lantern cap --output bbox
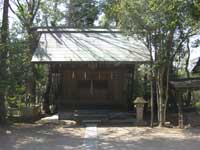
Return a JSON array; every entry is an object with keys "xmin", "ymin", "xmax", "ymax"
[{"xmin": 133, "ymin": 97, "xmax": 147, "ymax": 104}]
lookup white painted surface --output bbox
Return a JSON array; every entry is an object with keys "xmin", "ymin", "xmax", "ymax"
[
  {"xmin": 41, "ymin": 114, "xmax": 59, "ymax": 121},
  {"xmin": 84, "ymin": 124, "xmax": 98, "ymax": 150}
]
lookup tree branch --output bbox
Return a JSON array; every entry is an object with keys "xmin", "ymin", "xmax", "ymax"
[
  {"xmin": 171, "ymin": 30, "xmax": 197, "ymax": 60},
  {"xmin": 9, "ymin": 3, "xmax": 24, "ymax": 24},
  {"xmin": 8, "ymin": 3, "xmax": 16, "ymax": 15},
  {"xmin": 16, "ymin": 0, "xmax": 24, "ymax": 12},
  {"xmin": 31, "ymin": 0, "xmax": 41, "ymax": 23}
]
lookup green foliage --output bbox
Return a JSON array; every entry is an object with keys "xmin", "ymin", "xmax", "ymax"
[
  {"xmin": 119, "ymin": 0, "xmax": 200, "ymax": 77},
  {"xmin": 134, "ymin": 65, "xmax": 151, "ymax": 98},
  {"xmin": 1, "ymin": 20, "xmax": 47, "ymax": 117},
  {"xmin": 11, "ymin": 0, "xmax": 41, "ymax": 29},
  {"xmin": 194, "ymin": 101, "xmax": 200, "ymax": 112},
  {"xmin": 116, "ymin": 0, "xmax": 200, "ymax": 126},
  {"xmin": 69, "ymin": 0, "xmax": 99, "ymax": 27},
  {"xmin": 190, "ymin": 0, "xmax": 200, "ymax": 21},
  {"xmin": 101, "ymin": 0, "xmax": 121, "ymax": 27},
  {"xmin": 40, "ymin": 0, "xmax": 65, "ymax": 26},
  {"xmin": 191, "ymin": 91, "xmax": 200, "ymax": 112}
]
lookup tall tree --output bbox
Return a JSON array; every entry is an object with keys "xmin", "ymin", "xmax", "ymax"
[
  {"xmin": 0, "ymin": 0, "xmax": 9, "ymax": 123},
  {"xmin": 9, "ymin": 0, "xmax": 41, "ymax": 103},
  {"xmin": 40, "ymin": 0, "xmax": 65, "ymax": 26},
  {"xmin": 119, "ymin": 0, "xmax": 200, "ymax": 126},
  {"xmin": 101, "ymin": 0, "xmax": 121, "ymax": 27},
  {"xmin": 68, "ymin": 0, "xmax": 99, "ymax": 27}
]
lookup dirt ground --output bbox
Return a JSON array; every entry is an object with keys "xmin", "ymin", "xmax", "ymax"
[
  {"xmin": 1, "ymin": 120, "xmax": 200, "ymax": 150},
  {"xmin": 0, "ymin": 121, "xmax": 85, "ymax": 150},
  {"xmin": 98, "ymin": 127, "xmax": 200, "ymax": 150}
]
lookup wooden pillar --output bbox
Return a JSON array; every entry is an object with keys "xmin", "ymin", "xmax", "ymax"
[
  {"xmin": 43, "ymin": 64, "xmax": 52, "ymax": 114},
  {"xmin": 150, "ymin": 77, "xmax": 154, "ymax": 127},
  {"xmin": 58, "ymin": 64, "xmax": 64, "ymax": 110},
  {"xmin": 177, "ymin": 91, "xmax": 184, "ymax": 128},
  {"xmin": 127, "ymin": 66, "xmax": 135, "ymax": 111}
]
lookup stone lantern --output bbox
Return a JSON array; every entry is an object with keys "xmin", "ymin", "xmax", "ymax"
[{"xmin": 133, "ymin": 97, "xmax": 147, "ymax": 125}]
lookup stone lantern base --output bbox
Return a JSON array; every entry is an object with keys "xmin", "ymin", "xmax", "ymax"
[{"xmin": 133, "ymin": 97, "xmax": 147, "ymax": 126}]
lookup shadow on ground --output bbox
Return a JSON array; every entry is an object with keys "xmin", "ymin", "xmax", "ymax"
[
  {"xmin": 1, "ymin": 117, "xmax": 200, "ymax": 150},
  {"xmin": 97, "ymin": 127, "xmax": 200, "ymax": 150},
  {"xmin": 0, "ymin": 121, "xmax": 85, "ymax": 150}
]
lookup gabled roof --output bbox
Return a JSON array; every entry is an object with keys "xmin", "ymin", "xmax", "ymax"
[
  {"xmin": 31, "ymin": 28, "xmax": 150, "ymax": 63},
  {"xmin": 170, "ymin": 78, "xmax": 200, "ymax": 90}
]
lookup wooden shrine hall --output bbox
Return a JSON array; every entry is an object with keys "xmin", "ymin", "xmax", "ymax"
[{"xmin": 31, "ymin": 28, "xmax": 150, "ymax": 120}]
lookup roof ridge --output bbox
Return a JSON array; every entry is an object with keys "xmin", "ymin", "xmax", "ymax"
[{"xmin": 32, "ymin": 27, "xmax": 120, "ymax": 33}]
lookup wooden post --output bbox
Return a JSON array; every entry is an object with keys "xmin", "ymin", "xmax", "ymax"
[
  {"xmin": 127, "ymin": 66, "xmax": 135, "ymax": 111},
  {"xmin": 150, "ymin": 79, "xmax": 154, "ymax": 127},
  {"xmin": 177, "ymin": 91, "xmax": 184, "ymax": 128},
  {"xmin": 43, "ymin": 64, "xmax": 52, "ymax": 114}
]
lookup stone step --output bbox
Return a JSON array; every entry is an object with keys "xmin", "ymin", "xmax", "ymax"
[
  {"xmin": 73, "ymin": 109, "xmax": 110, "ymax": 122},
  {"xmin": 74, "ymin": 114, "xmax": 108, "ymax": 118},
  {"xmin": 73, "ymin": 113, "xmax": 108, "ymax": 120},
  {"xmin": 82, "ymin": 120, "xmax": 101, "ymax": 124},
  {"xmin": 74, "ymin": 109, "xmax": 111, "ymax": 114},
  {"xmin": 59, "ymin": 109, "xmax": 135, "ymax": 121}
]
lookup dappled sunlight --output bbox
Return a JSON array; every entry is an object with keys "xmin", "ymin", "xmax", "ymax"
[
  {"xmin": 14, "ymin": 136, "xmax": 46, "ymax": 149},
  {"xmin": 98, "ymin": 127, "xmax": 189, "ymax": 141},
  {"xmin": 0, "ymin": 122, "xmax": 85, "ymax": 150},
  {"xmin": 1, "ymin": 123, "xmax": 200, "ymax": 150},
  {"xmin": 183, "ymin": 127, "xmax": 200, "ymax": 138},
  {"xmin": 54, "ymin": 126, "xmax": 84, "ymax": 137},
  {"xmin": 98, "ymin": 127, "xmax": 153, "ymax": 141},
  {"xmin": 97, "ymin": 127, "xmax": 200, "ymax": 150}
]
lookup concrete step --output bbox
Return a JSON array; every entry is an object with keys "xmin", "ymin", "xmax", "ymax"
[
  {"xmin": 82, "ymin": 120, "xmax": 102, "ymax": 124},
  {"xmin": 73, "ymin": 109, "xmax": 110, "ymax": 122},
  {"xmin": 74, "ymin": 114, "xmax": 108, "ymax": 118},
  {"xmin": 59, "ymin": 109, "xmax": 136, "ymax": 122},
  {"xmin": 74, "ymin": 109, "xmax": 111, "ymax": 114}
]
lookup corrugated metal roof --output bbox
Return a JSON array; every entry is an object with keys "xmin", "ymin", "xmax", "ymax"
[{"xmin": 31, "ymin": 28, "xmax": 150, "ymax": 63}]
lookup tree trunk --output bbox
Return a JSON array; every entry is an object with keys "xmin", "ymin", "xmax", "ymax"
[
  {"xmin": 150, "ymin": 79, "xmax": 154, "ymax": 127},
  {"xmin": 163, "ymin": 65, "xmax": 169, "ymax": 123},
  {"xmin": 157, "ymin": 29, "xmax": 174, "ymax": 127},
  {"xmin": 143, "ymin": 74, "xmax": 148, "ymax": 116},
  {"xmin": 157, "ymin": 68, "xmax": 163, "ymax": 127},
  {"xmin": 185, "ymin": 38, "xmax": 191, "ymax": 106},
  {"xmin": 0, "ymin": 0, "xmax": 9, "ymax": 123},
  {"xmin": 157, "ymin": 65, "xmax": 169, "ymax": 127},
  {"xmin": 146, "ymin": 33, "xmax": 155, "ymax": 127},
  {"xmin": 27, "ymin": 28, "xmax": 39, "ymax": 103}
]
